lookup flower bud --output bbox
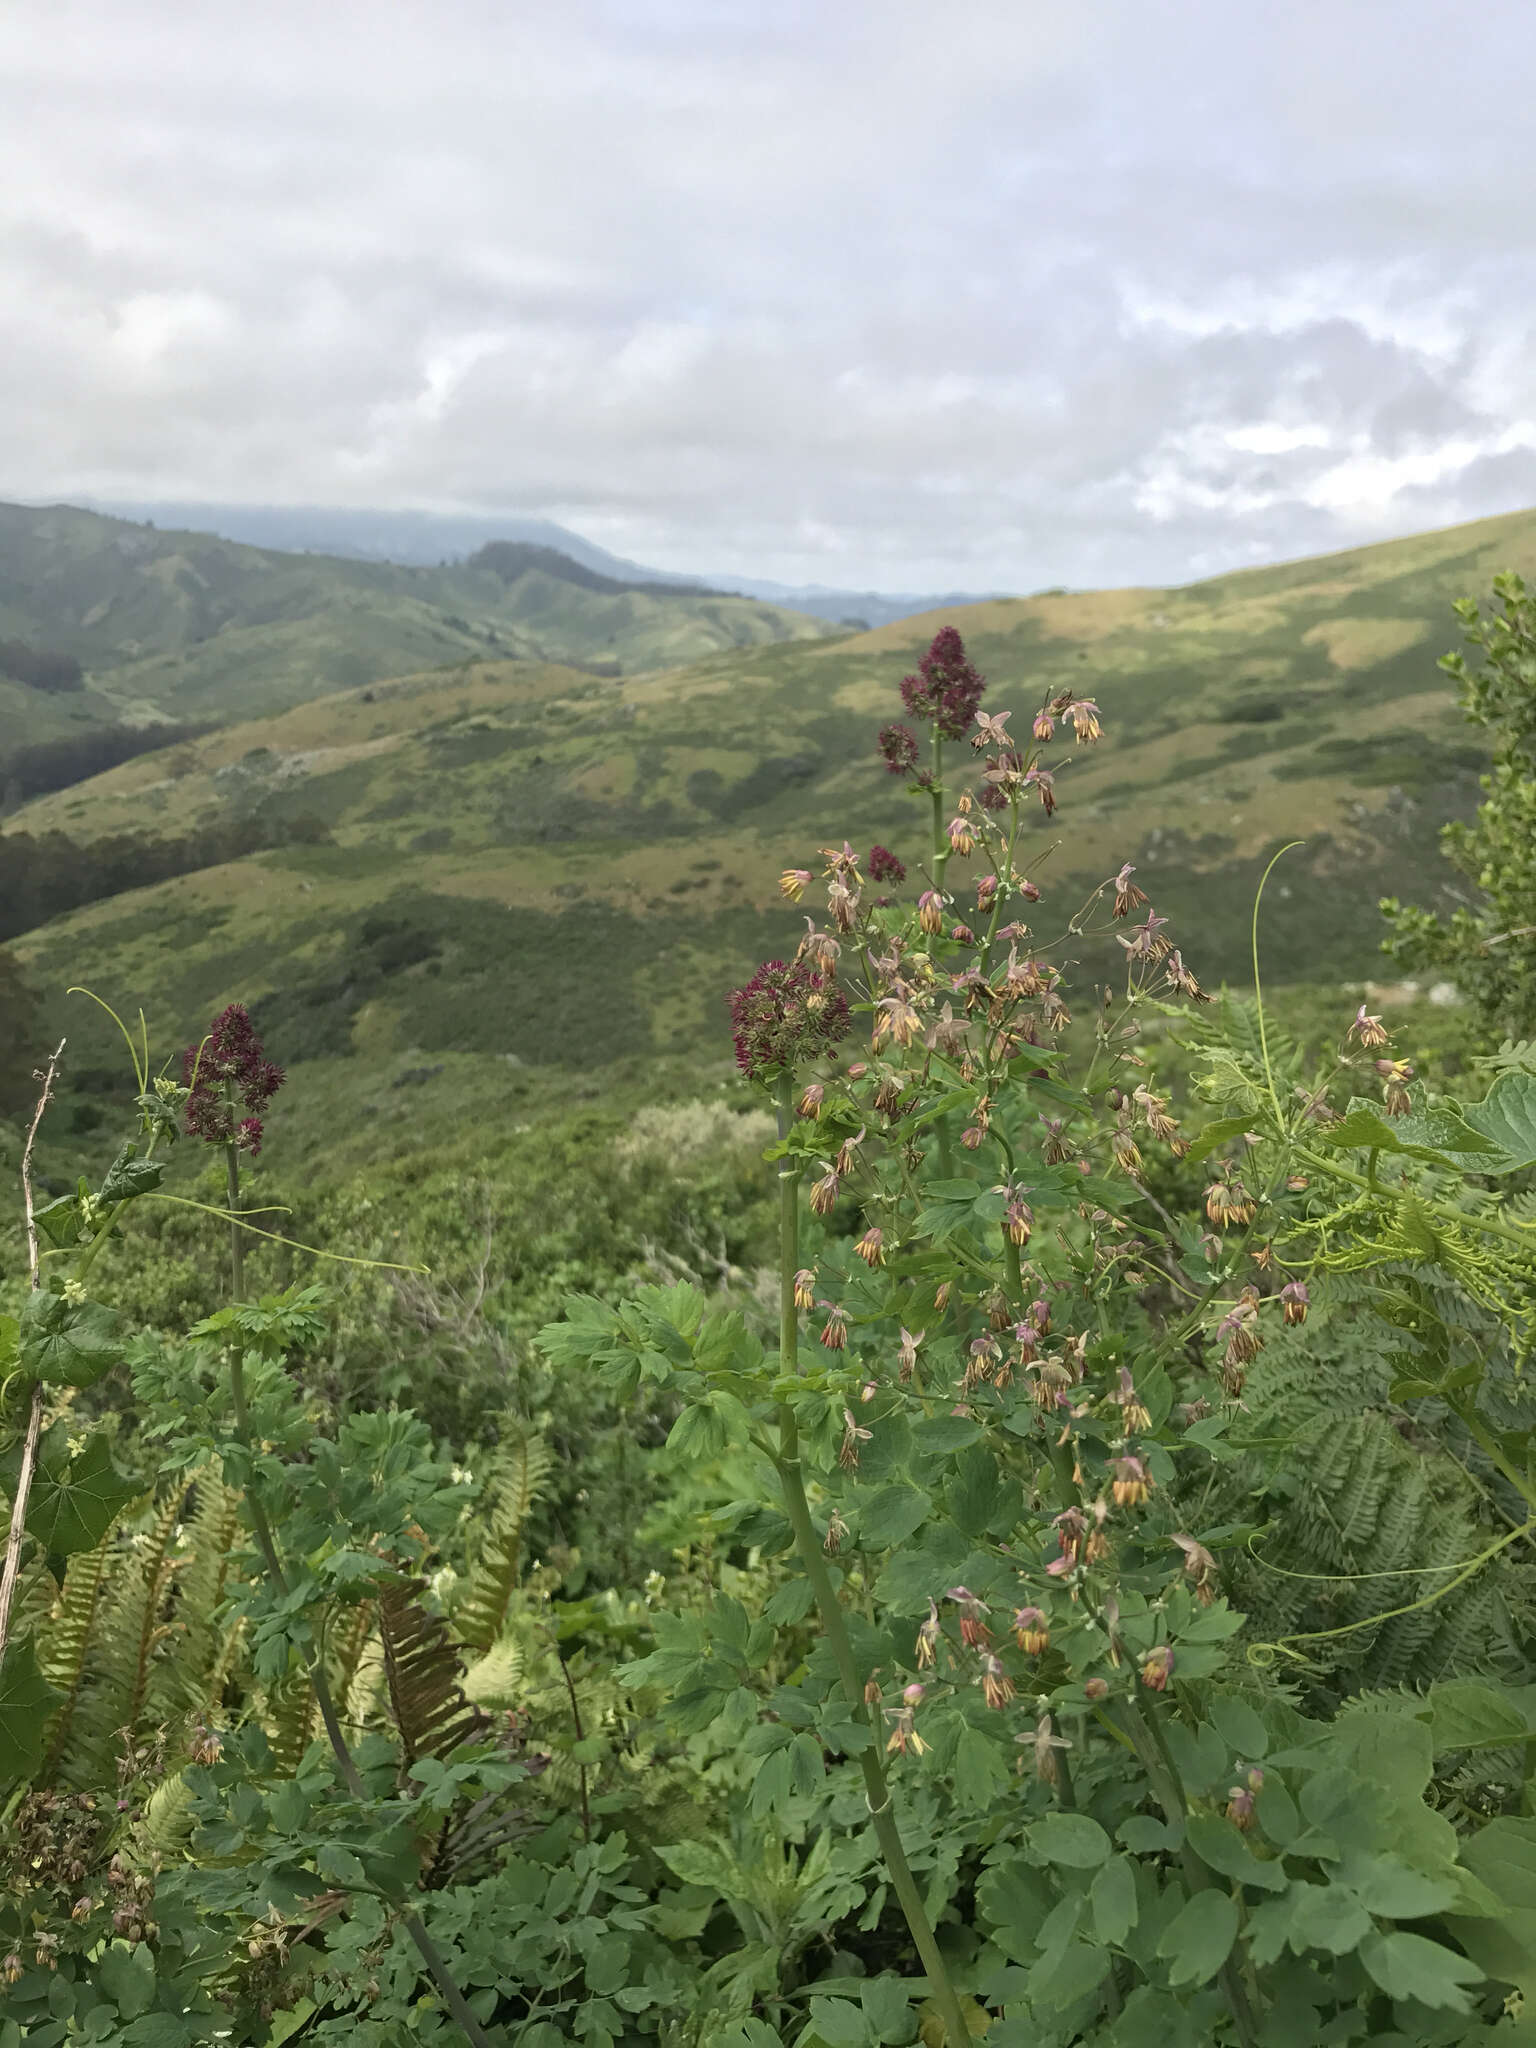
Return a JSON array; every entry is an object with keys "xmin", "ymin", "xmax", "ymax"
[
  {"xmin": 1139, "ymin": 1645, "xmax": 1174, "ymax": 1692},
  {"xmin": 854, "ymin": 1225, "xmax": 886, "ymax": 1267}
]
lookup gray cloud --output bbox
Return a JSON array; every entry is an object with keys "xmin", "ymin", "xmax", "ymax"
[{"xmin": 3, "ymin": 0, "xmax": 1534, "ymax": 589}]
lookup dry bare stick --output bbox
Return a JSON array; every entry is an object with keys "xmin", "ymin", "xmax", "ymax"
[{"xmin": 0, "ymin": 1038, "xmax": 66, "ymax": 1664}]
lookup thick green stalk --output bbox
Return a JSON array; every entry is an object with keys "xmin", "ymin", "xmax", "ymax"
[
  {"xmin": 222, "ymin": 1144, "xmax": 495, "ymax": 2048},
  {"xmin": 929, "ymin": 725, "xmax": 948, "ymax": 894},
  {"xmin": 775, "ymin": 1411, "xmax": 971, "ymax": 2044},
  {"xmin": 771, "ymin": 1077, "xmax": 970, "ymax": 2046},
  {"xmin": 776, "ymin": 1076, "xmax": 801, "ymax": 1373},
  {"xmin": 1115, "ymin": 1698, "xmax": 1261, "ymax": 2048}
]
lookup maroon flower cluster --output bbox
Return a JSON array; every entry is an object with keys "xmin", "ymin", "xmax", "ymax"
[
  {"xmin": 868, "ymin": 844, "xmax": 906, "ymax": 884},
  {"xmin": 877, "ymin": 722, "xmax": 921, "ymax": 776},
  {"xmin": 729, "ymin": 959, "xmax": 850, "ymax": 1081},
  {"xmin": 182, "ymin": 1003, "xmax": 284, "ymax": 1156},
  {"xmin": 898, "ymin": 626, "xmax": 986, "ymax": 741}
]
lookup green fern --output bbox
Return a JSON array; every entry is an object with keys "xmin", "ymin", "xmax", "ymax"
[
  {"xmin": 456, "ymin": 1428, "xmax": 553, "ymax": 1652},
  {"xmin": 158, "ymin": 1463, "xmax": 244, "ymax": 1724},
  {"xmin": 264, "ymin": 1660, "xmax": 319, "ymax": 1776},
  {"xmin": 51, "ymin": 1491, "xmax": 183, "ymax": 1789},
  {"xmin": 377, "ymin": 1575, "xmax": 489, "ymax": 1766},
  {"xmin": 1203, "ymin": 1306, "xmax": 1518, "ymax": 1690},
  {"xmin": 39, "ymin": 1529, "xmax": 116, "ymax": 1780}
]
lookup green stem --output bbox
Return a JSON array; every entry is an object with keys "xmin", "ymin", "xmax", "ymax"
[
  {"xmin": 776, "ymin": 1076, "xmax": 801, "ymax": 1373},
  {"xmin": 772, "ymin": 1075, "xmax": 970, "ymax": 2047},
  {"xmin": 1295, "ymin": 1144, "xmax": 1536, "ymax": 1256},
  {"xmin": 1449, "ymin": 1397, "xmax": 1536, "ymax": 1514},
  {"xmin": 1117, "ymin": 1699, "xmax": 1262, "ymax": 2048},
  {"xmin": 929, "ymin": 726, "xmax": 948, "ymax": 894},
  {"xmin": 222, "ymin": 1145, "xmax": 495, "ymax": 2048},
  {"xmin": 775, "ymin": 1412, "xmax": 971, "ymax": 2045}
]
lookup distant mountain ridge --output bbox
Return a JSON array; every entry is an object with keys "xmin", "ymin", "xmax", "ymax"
[
  {"xmin": 83, "ymin": 499, "xmax": 1005, "ymax": 626},
  {"xmin": 0, "ymin": 499, "xmax": 837, "ymax": 753}
]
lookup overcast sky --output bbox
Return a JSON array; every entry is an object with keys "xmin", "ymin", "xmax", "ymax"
[{"xmin": 5, "ymin": 0, "xmax": 1535, "ymax": 591}]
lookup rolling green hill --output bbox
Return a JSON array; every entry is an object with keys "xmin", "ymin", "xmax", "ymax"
[
  {"xmin": 0, "ymin": 501, "xmax": 837, "ymax": 748},
  {"xmin": 8, "ymin": 502, "xmax": 1533, "ymax": 1168}
]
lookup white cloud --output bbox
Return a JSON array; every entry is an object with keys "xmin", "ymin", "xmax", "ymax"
[{"xmin": 1, "ymin": 0, "xmax": 1534, "ymax": 587}]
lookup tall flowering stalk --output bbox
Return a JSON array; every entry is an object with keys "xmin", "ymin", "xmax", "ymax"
[
  {"xmin": 733, "ymin": 627, "xmax": 1274, "ymax": 2038},
  {"xmin": 727, "ymin": 947, "xmax": 973, "ymax": 2047}
]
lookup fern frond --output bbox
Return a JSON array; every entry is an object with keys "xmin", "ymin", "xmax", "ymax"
[
  {"xmin": 378, "ymin": 1576, "xmax": 490, "ymax": 1766},
  {"xmin": 456, "ymin": 1429, "xmax": 552, "ymax": 1652},
  {"xmin": 264, "ymin": 1659, "xmax": 318, "ymax": 1776},
  {"xmin": 147, "ymin": 1464, "xmax": 245, "ymax": 1728},
  {"xmin": 329, "ymin": 1601, "xmax": 379, "ymax": 1734},
  {"xmin": 39, "ymin": 1536, "xmax": 112, "ymax": 1781},
  {"xmin": 54, "ymin": 1492, "xmax": 182, "ymax": 1789},
  {"xmin": 462, "ymin": 1637, "xmax": 525, "ymax": 1708},
  {"xmin": 131, "ymin": 1769, "xmax": 197, "ymax": 1865}
]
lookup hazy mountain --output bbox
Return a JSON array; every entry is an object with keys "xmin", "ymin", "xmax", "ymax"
[
  {"xmin": 87, "ymin": 500, "xmax": 1004, "ymax": 626},
  {"xmin": 0, "ymin": 500, "xmax": 836, "ymax": 749}
]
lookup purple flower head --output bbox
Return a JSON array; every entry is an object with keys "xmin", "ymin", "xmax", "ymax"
[
  {"xmin": 868, "ymin": 844, "xmax": 906, "ymax": 885},
  {"xmin": 182, "ymin": 1003, "xmax": 284, "ymax": 1155},
  {"xmin": 899, "ymin": 627, "xmax": 986, "ymax": 741},
  {"xmin": 877, "ymin": 722, "xmax": 921, "ymax": 776},
  {"xmin": 728, "ymin": 959, "xmax": 850, "ymax": 1082}
]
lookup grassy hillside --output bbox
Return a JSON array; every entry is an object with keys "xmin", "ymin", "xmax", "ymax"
[
  {"xmin": 8, "ymin": 502, "xmax": 1532, "ymax": 1162},
  {"xmin": 0, "ymin": 501, "xmax": 836, "ymax": 747}
]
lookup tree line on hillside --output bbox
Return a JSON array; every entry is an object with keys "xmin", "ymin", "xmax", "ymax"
[
  {"xmin": 1, "ymin": 720, "xmax": 214, "ymax": 809},
  {"xmin": 0, "ymin": 636, "xmax": 84, "ymax": 691},
  {"xmin": 0, "ymin": 810, "xmax": 331, "ymax": 947}
]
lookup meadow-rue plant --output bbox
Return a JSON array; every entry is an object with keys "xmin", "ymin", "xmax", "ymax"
[{"xmin": 543, "ymin": 620, "xmax": 1533, "ymax": 2045}]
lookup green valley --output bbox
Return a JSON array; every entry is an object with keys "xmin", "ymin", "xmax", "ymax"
[{"xmin": 6, "ymin": 501, "xmax": 1532, "ymax": 1154}]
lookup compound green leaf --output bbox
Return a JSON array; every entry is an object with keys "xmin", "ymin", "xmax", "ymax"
[
  {"xmin": 1449, "ymin": 1817, "xmax": 1536, "ymax": 1999},
  {"xmin": 1287, "ymin": 1881, "xmax": 1373, "ymax": 1956},
  {"xmin": 1205, "ymin": 1694, "xmax": 1269, "ymax": 1758},
  {"xmin": 856, "ymin": 1481, "xmax": 932, "ymax": 1550},
  {"xmin": 1185, "ymin": 1812, "xmax": 1288, "ymax": 1893},
  {"xmin": 1184, "ymin": 1116, "xmax": 1258, "ymax": 1167},
  {"xmin": 1028, "ymin": 1938, "xmax": 1110, "ymax": 2012},
  {"xmin": 1156, "ymin": 1888, "xmax": 1239, "ymax": 1986},
  {"xmin": 1456, "ymin": 1069, "xmax": 1536, "ymax": 1172},
  {"xmin": 1357, "ymin": 1930, "xmax": 1484, "ymax": 2012},
  {"xmin": 1423, "ymin": 1679, "xmax": 1536, "ymax": 1753},
  {"xmin": 1341, "ymin": 1853, "xmax": 1459, "ymax": 1920},
  {"xmin": 97, "ymin": 1942, "xmax": 156, "ymax": 2021},
  {"xmin": 860, "ymin": 1977, "xmax": 917, "ymax": 2042},
  {"xmin": 1029, "ymin": 1811, "xmax": 1111, "ymax": 1868},
  {"xmin": 1090, "ymin": 1854, "xmax": 1139, "ymax": 1945}
]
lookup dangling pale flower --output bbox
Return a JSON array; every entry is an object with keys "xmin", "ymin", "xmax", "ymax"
[{"xmin": 839, "ymin": 1407, "xmax": 872, "ymax": 1468}]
